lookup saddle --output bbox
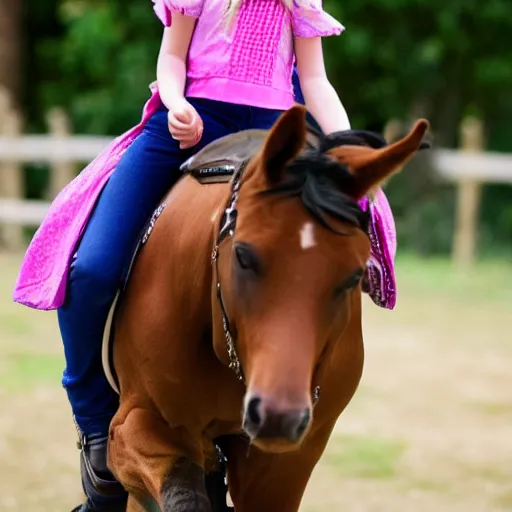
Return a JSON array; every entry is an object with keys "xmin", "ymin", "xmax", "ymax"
[{"xmin": 179, "ymin": 124, "xmax": 323, "ymax": 183}]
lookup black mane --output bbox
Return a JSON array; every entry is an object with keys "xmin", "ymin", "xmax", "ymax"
[{"xmin": 261, "ymin": 128, "xmax": 388, "ymax": 234}]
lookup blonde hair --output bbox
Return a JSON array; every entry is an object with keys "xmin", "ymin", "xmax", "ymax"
[{"xmin": 225, "ymin": 0, "xmax": 299, "ymax": 25}]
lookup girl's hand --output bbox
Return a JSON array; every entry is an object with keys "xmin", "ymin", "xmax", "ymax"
[{"xmin": 168, "ymin": 100, "xmax": 204, "ymax": 150}]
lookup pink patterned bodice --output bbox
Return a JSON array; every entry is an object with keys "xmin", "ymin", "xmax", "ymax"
[{"xmin": 153, "ymin": 0, "xmax": 344, "ymax": 109}]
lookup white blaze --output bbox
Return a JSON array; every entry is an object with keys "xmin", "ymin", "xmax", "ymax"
[{"xmin": 300, "ymin": 222, "xmax": 316, "ymax": 250}]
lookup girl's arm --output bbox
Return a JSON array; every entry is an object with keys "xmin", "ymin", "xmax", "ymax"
[
  {"xmin": 294, "ymin": 36, "xmax": 351, "ymax": 134},
  {"xmin": 156, "ymin": 12, "xmax": 197, "ymax": 112}
]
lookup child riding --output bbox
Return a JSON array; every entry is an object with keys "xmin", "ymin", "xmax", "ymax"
[{"xmin": 13, "ymin": 1, "xmax": 397, "ymax": 510}]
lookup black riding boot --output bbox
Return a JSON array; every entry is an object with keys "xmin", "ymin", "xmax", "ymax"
[
  {"xmin": 71, "ymin": 432, "xmax": 128, "ymax": 512},
  {"xmin": 71, "ymin": 435, "xmax": 232, "ymax": 511}
]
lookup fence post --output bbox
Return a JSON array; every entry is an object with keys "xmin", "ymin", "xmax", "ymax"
[
  {"xmin": 452, "ymin": 115, "xmax": 484, "ymax": 269},
  {"xmin": 46, "ymin": 107, "xmax": 75, "ymax": 199},
  {"xmin": 0, "ymin": 86, "xmax": 24, "ymax": 250}
]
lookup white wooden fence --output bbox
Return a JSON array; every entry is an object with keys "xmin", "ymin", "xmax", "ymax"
[
  {"xmin": 0, "ymin": 86, "xmax": 112, "ymax": 250},
  {"xmin": 1, "ymin": 93, "xmax": 512, "ymax": 267},
  {"xmin": 0, "ymin": 133, "xmax": 111, "ymax": 226}
]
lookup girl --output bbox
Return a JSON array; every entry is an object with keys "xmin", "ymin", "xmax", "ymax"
[{"xmin": 13, "ymin": 1, "xmax": 396, "ymax": 510}]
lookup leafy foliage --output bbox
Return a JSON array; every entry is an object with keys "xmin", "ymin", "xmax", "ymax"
[{"xmin": 21, "ymin": 0, "xmax": 512, "ymax": 254}]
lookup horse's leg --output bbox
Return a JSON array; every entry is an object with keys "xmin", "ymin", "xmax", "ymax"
[
  {"xmin": 126, "ymin": 494, "xmax": 147, "ymax": 512},
  {"xmin": 225, "ymin": 421, "xmax": 337, "ymax": 512},
  {"xmin": 127, "ymin": 494, "xmax": 163, "ymax": 512},
  {"xmin": 109, "ymin": 405, "xmax": 212, "ymax": 512}
]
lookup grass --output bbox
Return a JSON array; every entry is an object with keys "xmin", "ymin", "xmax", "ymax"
[
  {"xmin": 0, "ymin": 352, "xmax": 64, "ymax": 392},
  {"xmin": 469, "ymin": 400, "xmax": 512, "ymax": 418},
  {"xmin": 324, "ymin": 435, "xmax": 407, "ymax": 479},
  {"xmin": 401, "ymin": 478, "xmax": 451, "ymax": 493},
  {"xmin": 0, "ymin": 252, "xmax": 511, "ymax": 511},
  {"xmin": 495, "ymin": 490, "xmax": 512, "ymax": 510},
  {"xmin": 395, "ymin": 252, "xmax": 512, "ymax": 303},
  {"xmin": 0, "ymin": 311, "xmax": 33, "ymax": 336}
]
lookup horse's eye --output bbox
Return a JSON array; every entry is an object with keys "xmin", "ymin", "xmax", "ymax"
[
  {"xmin": 333, "ymin": 268, "xmax": 364, "ymax": 299},
  {"xmin": 333, "ymin": 286, "xmax": 348, "ymax": 301},
  {"xmin": 344, "ymin": 268, "xmax": 364, "ymax": 289},
  {"xmin": 234, "ymin": 243, "xmax": 260, "ymax": 274}
]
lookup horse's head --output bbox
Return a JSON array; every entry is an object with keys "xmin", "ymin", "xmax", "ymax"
[{"xmin": 208, "ymin": 106, "xmax": 429, "ymax": 452}]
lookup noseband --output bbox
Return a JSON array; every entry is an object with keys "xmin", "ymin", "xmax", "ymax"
[{"xmin": 210, "ymin": 163, "xmax": 321, "ymax": 405}]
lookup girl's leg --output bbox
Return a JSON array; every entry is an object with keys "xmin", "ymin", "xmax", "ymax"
[
  {"xmin": 60, "ymin": 105, "xmax": 235, "ymax": 510},
  {"xmin": 58, "ymin": 109, "xmax": 185, "ymax": 437},
  {"xmin": 247, "ymin": 105, "xmax": 283, "ymax": 131},
  {"xmin": 59, "ymin": 108, "xmax": 184, "ymax": 509}
]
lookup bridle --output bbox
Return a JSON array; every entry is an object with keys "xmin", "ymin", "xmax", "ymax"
[
  {"xmin": 211, "ymin": 164, "xmax": 244, "ymax": 382},
  {"xmin": 210, "ymin": 163, "xmax": 321, "ymax": 405},
  {"xmin": 183, "ymin": 125, "xmax": 384, "ymax": 406}
]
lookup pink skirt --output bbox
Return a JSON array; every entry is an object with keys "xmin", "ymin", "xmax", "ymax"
[{"xmin": 12, "ymin": 85, "xmax": 398, "ymax": 311}]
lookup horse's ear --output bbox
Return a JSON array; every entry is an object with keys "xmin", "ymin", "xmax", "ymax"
[
  {"xmin": 331, "ymin": 119, "xmax": 430, "ymax": 199},
  {"xmin": 261, "ymin": 105, "xmax": 307, "ymax": 186}
]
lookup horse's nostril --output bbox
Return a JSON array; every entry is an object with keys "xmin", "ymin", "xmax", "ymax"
[
  {"xmin": 294, "ymin": 408, "xmax": 311, "ymax": 440},
  {"xmin": 243, "ymin": 394, "xmax": 312, "ymax": 444},
  {"xmin": 247, "ymin": 396, "xmax": 262, "ymax": 427}
]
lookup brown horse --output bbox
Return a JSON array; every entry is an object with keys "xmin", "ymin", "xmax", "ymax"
[{"xmin": 106, "ymin": 106, "xmax": 429, "ymax": 511}]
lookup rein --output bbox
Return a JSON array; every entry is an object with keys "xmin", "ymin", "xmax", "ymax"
[
  {"xmin": 211, "ymin": 164, "xmax": 244, "ymax": 381},
  {"xmin": 210, "ymin": 163, "xmax": 321, "ymax": 405}
]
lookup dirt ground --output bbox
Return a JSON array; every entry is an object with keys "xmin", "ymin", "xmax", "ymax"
[{"xmin": 0, "ymin": 252, "xmax": 511, "ymax": 512}]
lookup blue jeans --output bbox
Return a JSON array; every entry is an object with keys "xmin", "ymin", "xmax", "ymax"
[{"xmin": 58, "ymin": 98, "xmax": 284, "ymax": 436}]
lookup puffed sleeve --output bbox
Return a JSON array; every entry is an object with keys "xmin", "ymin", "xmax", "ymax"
[
  {"xmin": 152, "ymin": 0, "xmax": 204, "ymax": 27},
  {"xmin": 291, "ymin": 0, "xmax": 345, "ymax": 38}
]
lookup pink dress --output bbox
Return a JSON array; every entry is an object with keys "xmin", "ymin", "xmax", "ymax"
[{"xmin": 13, "ymin": 0, "xmax": 397, "ymax": 311}]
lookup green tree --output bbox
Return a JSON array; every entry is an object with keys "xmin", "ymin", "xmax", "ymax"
[
  {"xmin": 21, "ymin": 0, "xmax": 512, "ymax": 255},
  {"xmin": 31, "ymin": 0, "xmax": 512, "ymax": 146},
  {"xmin": 324, "ymin": 0, "xmax": 512, "ymax": 147},
  {"xmin": 0, "ymin": 0, "xmax": 23, "ymax": 107},
  {"xmin": 34, "ymin": 0, "xmax": 161, "ymax": 134}
]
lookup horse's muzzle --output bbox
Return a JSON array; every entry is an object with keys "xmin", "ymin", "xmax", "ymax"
[{"xmin": 242, "ymin": 392, "xmax": 312, "ymax": 447}]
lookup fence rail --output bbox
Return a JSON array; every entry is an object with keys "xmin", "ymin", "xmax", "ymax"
[
  {"xmin": 0, "ymin": 198, "xmax": 50, "ymax": 225},
  {"xmin": 1, "ymin": 107, "xmax": 512, "ymax": 267},
  {"xmin": 0, "ymin": 134, "xmax": 112, "ymax": 163},
  {"xmin": 433, "ymin": 149, "xmax": 512, "ymax": 182}
]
